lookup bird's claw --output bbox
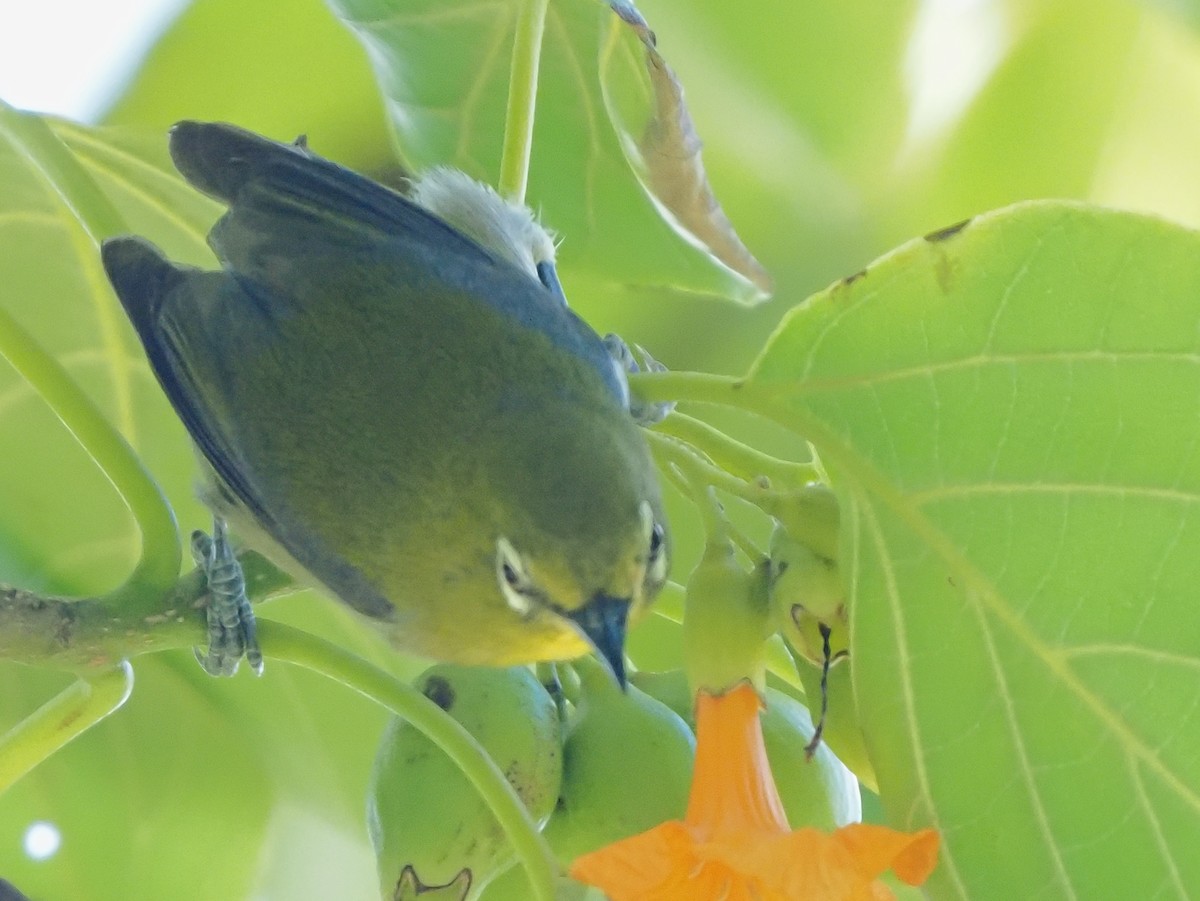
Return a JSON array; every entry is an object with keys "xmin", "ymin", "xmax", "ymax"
[
  {"xmin": 604, "ymin": 334, "xmax": 675, "ymax": 426},
  {"xmin": 191, "ymin": 519, "xmax": 263, "ymax": 677}
]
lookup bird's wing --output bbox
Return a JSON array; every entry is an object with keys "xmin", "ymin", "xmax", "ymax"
[
  {"xmin": 102, "ymin": 238, "xmax": 261, "ymax": 521},
  {"xmin": 167, "ymin": 121, "xmax": 625, "ymax": 402},
  {"xmin": 170, "ymin": 120, "xmax": 504, "ymax": 287},
  {"xmin": 101, "ymin": 236, "xmax": 396, "ymax": 619}
]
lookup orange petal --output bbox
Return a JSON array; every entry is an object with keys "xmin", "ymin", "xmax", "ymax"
[
  {"xmin": 700, "ymin": 827, "xmax": 891, "ymax": 901},
  {"xmin": 833, "ymin": 824, "xmax": 941, "ymax": 885},
  {"xmin": 572, "ymin": 819, "xmax": 938, "ymax": 900},
  {"xmin": 686, "ymin": 682, "xmax": 790, "ymax": 839},
  {"xmin": 569, "ymin": 821, "xmax": 693, "ymax": 900},
  {"xmin": 569, "ymin": 680, "xmax": 940, "ymax": 900}
]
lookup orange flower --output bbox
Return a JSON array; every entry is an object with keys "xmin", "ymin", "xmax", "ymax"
[{"xmin": 570, "ymin": 682, "xmax": 938, "ymax": 900}]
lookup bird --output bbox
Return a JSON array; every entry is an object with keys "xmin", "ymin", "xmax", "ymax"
[{"xmin": 100, "ymin": 121, "xmax": 669, "ymax": 684}]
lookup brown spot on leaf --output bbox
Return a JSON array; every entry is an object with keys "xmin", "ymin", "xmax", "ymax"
[
  {"xmin": 840, "ymin": 268, "xmax": 867, "ymax": 287},
  {"xmin": 933, "ymin": 252, "xmax": 956, "ymax": 294},
  {"xmin": 924, "ymin": 218, "xmax": 972, "ymax": 243},
  {"xmin": 422, "ymin": 675, "xmax": 456, "ymax": 711}
]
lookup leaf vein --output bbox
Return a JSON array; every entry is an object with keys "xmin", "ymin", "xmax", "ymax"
[{"xmin": 853, "ymin": 492, "xmax": 973, "ymax": 899}]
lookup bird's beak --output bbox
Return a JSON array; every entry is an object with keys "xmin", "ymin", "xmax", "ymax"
[{"xmin": 566, "ymin": 594, "xmax": 630, "ymax": 688}]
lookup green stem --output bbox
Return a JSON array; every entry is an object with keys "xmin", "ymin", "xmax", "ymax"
[
  {"xmin": 629, "ymin": 370, "xmax": 753, "ymax": 409},
  {"xmin": 723, "ymin": 516, "xmax": 763, "ymax": 561},
  {"xmin": 659, "ymin": 452, "xmax": 690, "ymax": 498},
  {"xmin": 0, "ymin": 662, "xmax": 133, "ymax": 795},
  {"xmin": 648, "ymin": 430, "xmax": 771, "ymax": 508},
  {"xmin": 0, "ymin": 305, "xmax": 181, "ymax": 608},
  {"xmin": 498, "ymin": 0, "xmax": 550, "ymax": 203},
  {"xmin": 0, "ymin": 102, "xmax": 181, "ymax": 607},
  {"xmin": 654, "ymin": 413, "xmax": 817, "ymax": 489},
  {"xmin": 633, "ymin": 371, "xmax": 814, "ymax": 464},
  {"xmin": 635, "ymin": 372, "xmax": 837, "ymax": 493},
  {"xmin": 660, "ymin": 442, "xmax": 765, "ymax": 560},
  {"xmin": 652, "ymin": 583, "xmax": 800, "ymax": 689},
  {"xmin": 259, "ymin": 622, "xmax": 559, "ymax": 901}
]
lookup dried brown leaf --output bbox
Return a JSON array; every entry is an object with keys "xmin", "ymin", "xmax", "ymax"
[{"xmin": 605, "ymin": 1, "xmax": 773, "ymax": 297}]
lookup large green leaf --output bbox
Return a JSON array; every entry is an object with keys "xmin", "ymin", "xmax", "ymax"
[
  {"xmin": 326, "ymin": 0, "xmax": 766, "ymax": 299},
  {"xmin": 749, "ymin": 202, "xmax": 1200, "ymax": 897},
  {"xmin": 101, "ymin": 0, "xmax": 394, "ymax": 171},
  {"xmin": 644, "ymin": 0, "xmax": 917, "ymax": 182},
  {"xmin": 0, "ymin": 659, "xmax": 272, "ymax": 899},
  {"xmin": 101, "ymin": 0, "xmax": 929, "ymax": 324},
  {"xmin": 884, "ymin": 0, "xmax": 1143, "ymax": 240}
]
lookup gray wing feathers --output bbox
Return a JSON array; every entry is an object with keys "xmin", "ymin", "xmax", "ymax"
[
  {"xmin": 169, "ymin": 121, "xmax": 491, "ymax": 265},
  {"xmin": 101, "ymin": 236, "xmax": 396, "ymax": 620},
  {"xmin": 101, "ymin": 237, "xmax": 271, "ymax": 527},
  {"xmin": 167, "ymin": 122, "xmax": 625, "ymax": 403}
]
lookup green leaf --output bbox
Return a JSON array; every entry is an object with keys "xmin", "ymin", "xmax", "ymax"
[
  {"xmin": 749, "ymin": 202, "xmax": 1200, "ymax": 897},
  {"xmin": 0, "ymin": 659, "xmax": 271, "ymax": 900},
  {"xmin": 646, "ymin": 0, "xmax": 917, "ymax": 181},
  {"xmin": 885, "ymin": 0, "xmax": 1142, "ymax": 239},
  {"xmin": 101, "ymin": 0, "xmax": 394, "ymax": 171},
  {"xmin": 326, "ymin": 0, "xmax": 765, "ymax": 300},
  {"xmin": 631, "ymin": 0, "xmax": 921, "ymax": 300}
]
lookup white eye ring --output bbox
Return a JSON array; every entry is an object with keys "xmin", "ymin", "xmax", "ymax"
[
  {"xmin": 639, "ymin": 501, "xmax": 655, "ymax": 541},
  {"xmin": 496, "ymin": 537, "xmax": 535, "ymax": 616}
]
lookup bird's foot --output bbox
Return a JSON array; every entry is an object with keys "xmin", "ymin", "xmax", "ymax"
[
  {"xmin": 603, "ymin": 334, "xmax": 676, "ymax": 426},
  {"xmin": 191, "ymin": 519, "xmax": 263, "ymax": 676}
]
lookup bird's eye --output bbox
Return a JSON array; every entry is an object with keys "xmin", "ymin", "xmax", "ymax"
[
  {"xmin": 638, "ymin": 500, "xmax": 668, "ymax": 587},
  {"xmin": 648, "ymin": 522, "xmax": 665, "ymax": 564},
  {"xmin": 496, "ymin": 537, "xmax": 536, "ymax": 616}
]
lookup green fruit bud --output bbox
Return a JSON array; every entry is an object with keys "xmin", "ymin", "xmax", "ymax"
[
  {"xmin": 766, "ymin": 483, "xmax": 866, "ymax": 783},
  {"xmin": 628, "ymin": 669, "xmax": 693, "ymax": 723},
  {"xmin": 367, "ymin": 665, "xmax": 562, "ymax": 900},
  {"xmin": 760, "ymin": 686, "xmax": 861, "ymax": 829},
  {"xmin": 474, "ymin": 864, "xmax": 528, "ymax": 901},
  {"xmin": 768, "ymin": 526, "xmax": 849, "ymax": 666},
  {"xmin": 543, "ymin": 657, "xmax": 694, "ymax": 862},
  {"xmin": 770, "ymin": 482, "xmax": 840, "ymax": 561},
  {"xmin": 477, "ymin": 865, "xmax": 603, "ymax": 901},
  {"xmin": 632, "ymin": 669, "xmax": 861, "ymax": 830},
  {"xmin": 684, "ymin": 537, "xmax": 773, "ymax": 695}
]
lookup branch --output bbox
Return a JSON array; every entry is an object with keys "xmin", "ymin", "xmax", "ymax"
[{"xmin": 0, "ymin": 551, "xmax": 293, "ymax": 672}]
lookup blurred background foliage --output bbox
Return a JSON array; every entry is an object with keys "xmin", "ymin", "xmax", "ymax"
[{"xmin": 2, "ymin": 0, "xmax": 1200, "ymax": 897}]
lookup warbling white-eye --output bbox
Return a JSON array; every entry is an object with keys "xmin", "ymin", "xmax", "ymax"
[{"xmin": 101, "ymin": 121, "xmax": 669, "ymax": 682}]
